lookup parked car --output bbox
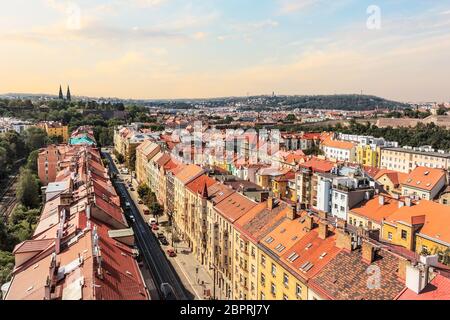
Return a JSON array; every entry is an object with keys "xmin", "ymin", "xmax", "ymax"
[
  {"xmin": 148, "ymin": 218, "xmax": 157, "ymax": 225},
  {"xmin": 159, "ymin": 237, "xmax": 169, "ymax": 246},
  {"xmin": 157, "ymin": 232, "xmax": 165, "ymax": 239},
  {"xmin": 138, "ymin": 200, "xmax": 143, "ymax": 204},
  {"xmin": 167, "ymin": 248, "xmax": 176, "ymax": 257},
  {"xmin": 130, "ymin": 187, "xmax": 135, "ymax": 192},
  {"xmin": 125, "ymin": 201, "xmax": 130, "ymax": 209},
  {"xmin": 152, "ymin": 224, "xmax": 159, "ymax": 231}
]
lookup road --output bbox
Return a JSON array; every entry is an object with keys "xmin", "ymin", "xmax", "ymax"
[{"xmin": 102, "ymin": 150, "xmax": 190, "ymax": 301}]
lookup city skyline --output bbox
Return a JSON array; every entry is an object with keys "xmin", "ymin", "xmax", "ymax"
[{"xmin": 1, "ymin": 0, "xmax": 450, "ymax": 102}]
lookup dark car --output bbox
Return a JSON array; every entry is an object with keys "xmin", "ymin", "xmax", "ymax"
[
  {"xmin": 159, "ymin": 237, "xmax": 169, "ymax": 246},
  {"xmin": 157, "ymin": 232, "xmax": 165, "ymax": 239},
  {"xmin": 160, "ymin": 283, "xmax": 177, "ymax": 300}
]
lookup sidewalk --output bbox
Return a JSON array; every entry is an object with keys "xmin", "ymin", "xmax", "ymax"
[{"xmin": 126, "ymin": 175, "xmax": 215, "ymax": 300}]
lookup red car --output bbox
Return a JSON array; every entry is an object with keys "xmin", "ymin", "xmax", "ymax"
[
  {"xmin": 152, "ymin": 224, "xmax": 159, "ymax": 231},
  {"xmin": 167, "ymin": 248, "xmax": 176, "ymax": 257}
]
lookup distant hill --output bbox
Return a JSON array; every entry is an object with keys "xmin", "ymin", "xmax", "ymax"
[{"xmin": 0, "ymin": 92, "xmax": 409, "ymax": 111}]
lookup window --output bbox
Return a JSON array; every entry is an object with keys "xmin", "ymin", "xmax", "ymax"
[
  {"xmin": 271, "ymin": 263, "xmax": 276, "ymax": 276},
  {"xmin": 261, "ymin": 255, "xmax": 266, "ymax": 267},
  {"xmin": 401, "ymin": 230, "xmax": 407, "ymax": 240},
  {"xmin": 260, "ymin": 292, "xmax": 265, "ymax": 300},
  {"xmin": 260, "ymin": 274, "xmax": 265, "ymax": 287},
  {"xmin": 388, "ymin": 232, "xmax": 393, "ymax": 240},
  {"xmin": 283, "ymin": 273, "xmax": 289, "ymax": 287},
  {"xmin": 296, "ymin": 283, "xmax": 302, "ymax": 298},
  {"xmin": 283, "ymin": 294, "xmax": 288, "ymax": 300},
  {"xmin": 270, "ymin": 283, "xmax": 276, "ymax": 296}
]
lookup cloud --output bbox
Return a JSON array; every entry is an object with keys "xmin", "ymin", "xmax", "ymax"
[{"xmin": 277, "ymin": 0, "xmax": 320, "ymax": 14}]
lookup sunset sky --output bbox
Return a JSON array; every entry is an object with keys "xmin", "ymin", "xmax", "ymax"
[{"xmin": 1, "ymin": 0, "xmax": 450, "ymax": 101}]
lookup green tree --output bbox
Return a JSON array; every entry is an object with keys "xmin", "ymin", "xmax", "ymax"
[
  {"xmin": 26, "ymin": 150, "xmax": 40, "ymax": 173},
  {"xmin": 285, "ymin": 114, "xmax": 297, "ymax": 122},
  {"xmin": 137, "ymin": 183, "xmax": 151, "ymax": 199},
  {"xmin": 23, "ymin": 127, "xmax": 48, "ymax": 151},
  {"xmin": 0, "ymin": 250, "xmax": 14, "ymax": 288},
  {"xmin": 16, "ymin": 169, "xmax": 41, "ymax": 209},
  {"xmin": 150, "ymin": 202, "xmax": 164, "ymax": 222}
]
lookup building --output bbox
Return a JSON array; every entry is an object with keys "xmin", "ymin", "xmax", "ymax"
[
  {"xmin": 38, "ymin": 121, "xmax": 69, "ymax": 143},
  {"xmin": 356, "ymin": 144, "xmax": 381, "ymax": 167},
  {"xmin": 400, "ymin": 166, "xmax": 447, "ymax": 200},
  {"xmin": 3, "ymin": 141, "xmax": 148, "ymax": 300},
  {"xmin": 321, "ymin": 139, "xmax": 356, "ymax": 162},
  {"xmin": 380, "ymin": 146, "xmax": 450, "ymax": 173}
]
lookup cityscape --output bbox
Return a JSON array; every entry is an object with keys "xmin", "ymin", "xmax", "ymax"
[{"xmin": 0, "ymin": 0, "xmax": 450, "ymax": 309}]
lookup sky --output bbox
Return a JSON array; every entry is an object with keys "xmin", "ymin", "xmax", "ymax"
[{"xmin": 1, "ymin": 0, "xmax": 450, "ymax": 102}]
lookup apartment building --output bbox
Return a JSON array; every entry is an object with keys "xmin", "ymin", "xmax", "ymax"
[
  {"xmin": 401, "ymin": 166, "xmax": 447, "ymax": 200},
  {"xmin": 380, "ymin": 146, "xmax": 450, "ymax": 173},
  {"xmin": 38, "ymin": 121, "xmax": 69, "ymax": 143},
  {"xmin": 4, "ymin": 142, "xmax": 148, "ymax": 300},
  {"xmin": 321, "ymin": 139, "xmax": 356, "ymax": 162}
]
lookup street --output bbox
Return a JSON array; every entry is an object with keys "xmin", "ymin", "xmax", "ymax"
[{"xmin": 102, "ymin": 150, "xmax": 190, "ymax": 300}]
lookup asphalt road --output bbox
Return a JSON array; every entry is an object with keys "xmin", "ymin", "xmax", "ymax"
[{"xmin": 102, "ymin": 151, "xmax": 189, "ymax": 301}]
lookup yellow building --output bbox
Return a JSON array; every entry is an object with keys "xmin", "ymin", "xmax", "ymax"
[
  {"xmin": 381, "ymin": 199, "xmax": 450, "ymax": 264},
  {"xmin": 39, "ymin": 121, "xmax": 69, "ymax": 142},
  {"xmin": 135, "ymin": 140, "xmax": 160, "ymax": 185},
  {"xmin": 356, "ymin": 144, "xmax": 380, "ymax": 167}
]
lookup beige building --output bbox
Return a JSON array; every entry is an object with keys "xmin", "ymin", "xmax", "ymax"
[
  {"xmin": 380, "ymin": 146, "xmax": 450, "ymax": 173},
  {"xmin": 135, "ymin": 140, "xmax": 160, "ymax": 185}
]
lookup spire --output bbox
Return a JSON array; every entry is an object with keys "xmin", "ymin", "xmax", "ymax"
[
  {"xmin": 200, "ymin": 182, "xmax": 208, "ymax": 199},
  {"xmin": 58, "ymin": 85, "xmax": 64, "ymax": 100},
  {"xmin": 66, "ymin": 86, "xmax": 71, "ymax": 101}
]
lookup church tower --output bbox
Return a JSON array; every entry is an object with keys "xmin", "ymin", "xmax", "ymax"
[
  {"xmin": 66, "ymin": 86, "xmax": 71, "ymax": 101},
  {"xmin": 58, "ymin": 85, "xmax": 64, "ymax": 100}
]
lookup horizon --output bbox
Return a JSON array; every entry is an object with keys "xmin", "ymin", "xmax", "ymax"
[{"xmin": 1, "ymin": 1, "xmax": 450, "ymax": 102}]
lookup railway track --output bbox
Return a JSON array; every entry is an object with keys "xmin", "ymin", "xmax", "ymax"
[{"xmin": 0, "ymin": 175, "xmax": 19, "ymax": 223}]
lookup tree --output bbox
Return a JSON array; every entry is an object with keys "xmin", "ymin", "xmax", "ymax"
[
  {"xmin": 150, "ymin": 202, "xmax": 164, "ymax": 222},
  {"xmin": 137, "ymin": 183, "xmax": 151, "ymax": 199},
  {"xmin": 26, "ymin": 150, "xmax": 39, "ymax": 173},
  {"xmin": 23, "ymin": 127, "xmax": 48, "ymax": 151},
  {"xmin": 16, "ymin": 169, "xmax": 41, "ymax": 209},
  {"xmin": 285, "ymin": 114, "xmax": 297, "ymax": 122},
  {"xmin": 0, "ymin": 250, "xmax": 14, "ymax": 290},
  {"xmin": 437, "ymin": 107, "xmax": 448, "ymax": 116}
]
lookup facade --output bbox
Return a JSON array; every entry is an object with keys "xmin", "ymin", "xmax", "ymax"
[
  {"xmin": 38, "ymin": 121, "xmax": 69, "ymax": 143},
  {"xmin": 380, "ymin": 146, "xmax": 450, "ymax": 173},
  {"xmin": 400, "ymin": 166, "xmax": 447, "ymax": 200},
  {"xmin": 322, "ymin": 139, "xmax": 356, "ymax": 162}
]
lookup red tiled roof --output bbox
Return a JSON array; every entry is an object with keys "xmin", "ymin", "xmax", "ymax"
[
  {"xmin": 186, "ymin": 174, "xmax": 216, "ymax": 194},
  {"xmin": 300, "ymin": 158, "xmax": 335, "ymax": 173},
  {"xmin": 401, "ymin": 166, "xmax": 446, "ymax": 191},
  {"xmin": 396, "ymin": 274, "xmax": 450, "ymax": 300}
]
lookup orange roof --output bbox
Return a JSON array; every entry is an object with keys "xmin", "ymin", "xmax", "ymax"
[
  {"xmin": 351, "ymin": 195, "xmax": 403, "ymax": 224},
  {"xmin": 261, "ymin": 211, "xmax": 318, "ymax": 257},
  {"xmin": 322, "ymin": 139, "xmax": 355, "ymax": 150},
  {"xmin": 186, "ymin": 174, "xmax": 216, "ymax": 194},
  {"xmin": 402, "ymin": 166, "xmax": 446, "ymax": 191},
  {"xmin": 214, "ymin": 192, "xmax": 257, "ymax": 223},
  {"xmin": 397, "ymin": 274, "xmax": 450, "ymax": 300},
  {"xmin": 300, "ymin": 157, "xmax": 335, "ymax": 173},
  {"xmin": 174, "ymin": 164, "xmax": 204, "ymax": 184},
  {"xmin": 385, "ymin": 200, "xmax": 450, "ymax": 243},
  {"xmin": 375, "ymin": 169, "xmax": 408, "ymax": 186},
  {"xmin": 235, "ymin": 201, "xmax": 289, "ymax": 242},
  {"xmin": 282, "ymin": 228, "xmax": 341, "ymax": 281}
]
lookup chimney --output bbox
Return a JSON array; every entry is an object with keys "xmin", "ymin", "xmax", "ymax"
[
  {"xmin": 405, "ymin": 197, "xmax": 412, "ymax": 207},
  {"xmin": 267, "ymin": 197, "xmax": 275, "ymax": 210},
  {"xmin": 318, "ymin": 211, "xmax": 327, "ymax": 220},
  {"xmin": 398, "ymin": 201, "xmax": 405, "ymax": 208},
  {"xmin": 361, "ymin": 240, "xmax": 376, "ymax": 264},
  {"xmin": 378, "ymin": 195, "xmax": 385, "ymax": 206},
  {"xmin": 44, "ymin": 276, "xmax": 51, "ymax": 300},
  {"xmin": 397, "ymin": 257, "xmax": 410, "ymax": 281},
  {"xmin": 318, "ymin": 220, "xmax": 329, "ymax": 240},
  {"xmin": 336, "ymin": 229, "xmax": 353, "ymax": 252},
  {"xmin": 304, "ymin": 214, "xmax": 314, "ymax": 231},
  {"xmin": 287, "ymin": 204, "xmax": 297, "ymax": 220}
]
